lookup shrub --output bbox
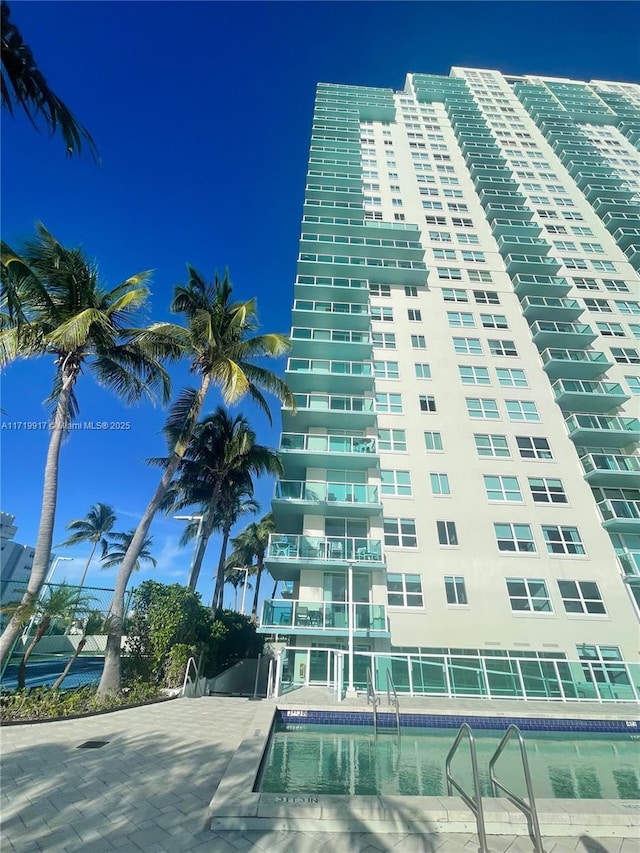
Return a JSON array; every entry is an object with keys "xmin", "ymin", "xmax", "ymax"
[{"xmin": 163, "ymin": 644, "xmax": 196, "ymax": 688}]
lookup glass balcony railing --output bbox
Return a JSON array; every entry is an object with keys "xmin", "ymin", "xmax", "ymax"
[
  {"xmin": 289, "ymin": 393, "xmax": 374, "ymax": 414},
  {"xmin": 581, "ymin": 452, "xmax": 640, "ymax": 485},
  {"xmin": 565, "ymin": 414, "xmax": 640, "ymax": 447},
  {"xmin": 552, "ymin": 379, "xmax": 629, "ymax": 412},
  {"xmin": 505, "ymin": 254, "xmax": 562, "ymax": 276},
  {"xmin": 520, "ymin": 296, "xmax": 582, "ymax": 322},
  {"xmin": 287, "ymin": 358, "xmax": 373, "ymax": 378},
  {"xmin": 275, "ymin": 480, "xmax": 380, "ymax": 505},
  {"xmin": 267, "ymin": 533, "xmax": 383, "ymax": 563},
  {"xmin": 531, "ymin": 320, "xmax": 597, "ymax": 349},
  {"xmin": 512, "ymin": 274, "xmax": 571, "ymax": 297},
  {"xmin": 598, "ymin": 499, "xmax": 640, "ymax": 528},
  {"xmin": 617, "ymin": 549, "xmax": 640, "ymax": 576},
  {"xmin": 293, "ymin": 299, "xmax": 370, "ymax": 317},
  {"xmin": 541, "ymin": 348, "xmax": 613, "ymax": 379},
  {"xmin": 260, "ymin": 599, "xmax": 388, "ymax": 633},
  {"xmin": 280, "ymin": 433, "xmax": 377, "ymax": 456}
]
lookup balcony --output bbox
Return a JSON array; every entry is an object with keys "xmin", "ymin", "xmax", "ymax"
[
  {"xmin": 286, "ymin": 393, "xmax": 376, "ymax": 429},
  {"xmin": 583, "ymin": 184, "xmax": 637, "ymax": 204},
  {"xmin": 520, "ymin": 296, "xmax": 583, "ymax": 322},
  {"xmin": 612, "ymin": 228, "xmax": 640, "ymax": 251},
  {"xmin": 478, "ymin": 188, "xmax": 527, "ymax": 207},
  {"xmin": 552, "ymin": 379, "xmax": 630, "ymax": 413},
  {"xmin": 497, "ymin": 235, "xmax": 551, "ymax": 256},
  {"xmin": 304, "ymin": 184, "xmax": 363, "ymax": 205},
  {"xmin": 566, "ymin": 161, "xmax": 613, "ymax": 179},
  {"xmin": 300, "ymin": 232, "xmax": 425, "ymax": 262},
  {"xmin": 473, "ymin": 171, "xmax": 514, "ymax": 191},
  {"xmin": 601, "ymin": 210, "xmax": 640, "ymax": 232},
  {"xmin": 491, "ymin": 219, "xmax": 542, "ymax": 240},
  {"xmin": 565, "ymin": 414, "xmax": 640, "ymax": 448},
  {"xmin": 592, "ymin": 196, "xmax": 640, "ymax": 217},
  {"xmin": 273, "ymin": 480, "xmax": 382, "ymax": 518},
  {"xmin": 259, "ymin": 599, "xmax": 389, "ymax": 637},
  {"xmin": 483, "ymin": 204, "xmax": 534, "ymax": 223},
  {"xmin": 597, "ymin": 499, "xmax": 640, "ymax": 534},
  {"xmin": 297, "ymin": 252, "xmax": 428, "ymax": 286},
  {"xmin": 574, "ymin": 171, "xmax": 621, "ymax": 190},
  {"xmin": 265, "ymin": 534, "xmax": 384, "ymax": 576},
  {"xmin": 463, "ymin": 152, "xmax": 507, "ymax": 170},
  {"xmin": 286, "ymin": 358, "xmax": 374, "ymax": 393},
  {"xmin": 279, "ymin": 433, "xmax": 378, "ymax": 470},
  {"xmin": 505, "ymin": 254, "xmax": 562, "ymax": 276},
  {"xmin": 291, "ymin": 328, "xmax": 372, "ymax": 360},
  {"xmin": 625, "ymin": 245, "xmax": 640, "ymax": 269},
  {"xmin": 531, "ymin": 320, "xmax": 597, "ymax": 349},
  {"xmin": 580, "ymin": 453, "xmax": 640, "ymax": 487},
  {"xmin": 292, "ymin": 299, "xmax": 370, "ymax": 331},
  {"xmin": 541, "ymin": 348, "xmax": 613, "ymax": 380},
  {"xmin": 617, "ymin": 549, "xmax": 640, "ymax": 577}
]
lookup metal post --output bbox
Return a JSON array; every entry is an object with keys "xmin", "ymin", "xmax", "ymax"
[
  {"xmin": 347, "ymin": 561, "xmax": 355, "ymax": 695},
  {"xmin": 274, "ymin": 649, "xmax": 283, "ymax": 699},
  {"xmin": 249, "ymin": 652, "xmax": 263, "ymax": 701},
  {"xmin": 240, "ymin": 567, "xmax": 249, "ymax": 614}
]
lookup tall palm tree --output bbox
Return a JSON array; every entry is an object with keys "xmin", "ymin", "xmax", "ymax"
[
  {"xmin": 226, "ymin": 513, "xmax": 276, "ymax": 622},
  {"xmin": 58, "ymin": 503, "xmax": 116, "ymax": 589},
  {"xmin": 1, "ymin": 1, "xmax": 98, "ymax": 159},
  {"xmin": 210, "ymin": 484, "xmax": 259, "ymax": 613},
  {"xmin": 101, "ymin": 530, "xmax": 157, "ymax": 573},
  {"xmin": 0, "ymin": 225, "xmax": 172, "ymax": 671},
  {"xmin": 98, "ymin": 271, "xmax": 293, "ymax": 697},
  {"xmin": 224, "ymin": 567, "xmax": 253, "ymax": 612}
]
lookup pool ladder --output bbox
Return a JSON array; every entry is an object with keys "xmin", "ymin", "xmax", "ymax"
[
  {"xmin": 366, "ymin": 668, "xmax": 401, "ymax": 738},
  {"xmin": 445, "ymin": 723, "xmax": 544, "ymax": 853}
]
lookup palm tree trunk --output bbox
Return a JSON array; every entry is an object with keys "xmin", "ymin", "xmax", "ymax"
[
  {"xmin": 17, "ymin": 618, "xmax": 50, "ymax": 690},
  {"xmin": 250, "ymin": 557, "xmax": 264, "ymax": 622},
  {"xmin": 97, "ymin": 374, "xmax": 212, "ymax": 699},
  {"xmin": 187, "ymin": 490, "xmax": 221, "ymax": 592},
  {"xmin": 271, "ymin": 580, "xmax": 278, "ymax": 599},
  {"xmin": 0, "ymin": 365, "xmax": 77, "ymax": 670},
  {"xmin": 51, "ymin": 636, "xmax": 87, "ymax": 690},
  {"xmin": 77, "ymin": 540, "xmax": 98, "ymax": 590},
  {"xmin": 211, "ymin": 522, "xmax": 232, "ymax": 617}
]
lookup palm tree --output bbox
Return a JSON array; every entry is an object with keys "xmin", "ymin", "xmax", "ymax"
[
  {"xmin": 0, "ymin": 225, "xmax": 172, "ymax": 671},
  {"xmin": 98, "ymin": 271, "xmax": 293, "ymax": 697},
  {"xmin": 1, "ymin": 1, "xmax": 98, "ymax": 159},
  {"xmin": 8, "ymin": 583, "xmax": 94, "ymax": 689},
  {"xmin": 210, "ymin": 484, "xmax": 259, "ymax": 613},
  {"xmin": 226, "ymin": 513, "xmax": 276, "ymax": 622},
  {"xmin": 224, "ymin": 567, "xmax": 253, "ymax": 612},
  {"xmin": 58, "ymin": 503, "xmax": 116, "ymax": 589},
  {"xmin": 101, "ymin": 530, "xmax": 157, "ymax": 573}
]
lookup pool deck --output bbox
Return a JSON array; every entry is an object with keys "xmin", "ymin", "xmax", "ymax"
[{"xmin": 1, "ymin": 694, "xmax": 638, "ymax": 853}]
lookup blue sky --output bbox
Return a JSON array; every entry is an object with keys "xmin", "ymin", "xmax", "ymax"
[{"xmin": 2, "ymin": 1, "xmax": 638, "ymax": 606}]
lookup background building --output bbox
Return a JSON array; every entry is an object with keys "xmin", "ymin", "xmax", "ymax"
[
  {"xmin": 0, "ymin": 512, "xmax": 37, "ymax": 606},
  {"xmin": 258, "ymin": 68, "xmax": 640, "ymax": 699}
]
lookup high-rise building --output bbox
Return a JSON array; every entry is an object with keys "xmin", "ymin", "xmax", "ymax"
[
  {"xmin": 259, "ymin": 69, "xmax": 640, "ymax": 701},
  {"xmin": 0, "ymin": 512, "xmax": 36, "ymax": 606}
]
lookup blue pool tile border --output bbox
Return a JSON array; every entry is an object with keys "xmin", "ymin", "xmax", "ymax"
[{"xmin": 277, "ymin": 708, "xmax": 639, "ymax": 734}]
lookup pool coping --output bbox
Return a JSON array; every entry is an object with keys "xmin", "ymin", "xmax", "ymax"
[{"xmin": 208, "ymin": 703, "xmax": 640, "ymax": 837}]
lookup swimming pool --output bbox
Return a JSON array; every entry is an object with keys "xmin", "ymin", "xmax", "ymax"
[{"xmin": 257, "ymin": 714, "xmax": 640, "ymax": 800}]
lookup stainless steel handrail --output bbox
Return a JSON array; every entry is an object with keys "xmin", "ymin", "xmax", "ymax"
[
  {"xmin": 386, "ymin": 669, "xmax": 401, "ymax": 734},
  {"xmin": 445, "ymin": 723, "xmax": 489, "ymax": 853},
  {"xmin": 366, "ymin": 666, "xmax": 379, "ymax": 737},
  {"xmin": 489, "ymin": 725, "xmax": 544, "ymax": 852}
]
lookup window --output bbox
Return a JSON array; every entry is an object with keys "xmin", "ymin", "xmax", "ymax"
[
  {"xmin": 626, "ymin": 376, "xmax": 640, "ymax": 395},
  {"xmin": 376, "ymin": 393, "xmax": 403, "ymax": 414},
  {"xmin": 434, "ymin": 248, "xmax": 457, "ymax": 260},
  {"xmin": 461, "ymin": 250, "xmax": 486, "ymax": 263},
  {"xmin": 591, "ymin": 260, "xmax": 616, "ymax": 272},
  {"xmin": 378, "ymin": 428, "xmax": 407, "ymax": 452},
  {"xmin": 496, "ymin": 368, "xmax": 528, "ymax": 387},
  {"xmin": 506, "ymin": 400, "xmax": 540, "ymax": 422},
  {"xmin": 414, "ymin": 363, "xmax": 432, "ymax": 379},
  {"xmin": 445, "ymin": 576, "xmax": 467, "ymax": 605},
  {"xmin": 489, "ymin": 339, "xmax": 518, "ymax": 357},
  {"xmin": 573, "ymin": 277, "xmax": 600, "ymax": 291},
  {"xmin": 424, "ymin": 431, "xmax": 443, "ymax": 451},
  {"xmin": 387, "ymin": 573, "xmax": 423, "ymax": 607},
  {"xmin": 381, "ymin": 470, "xmax": 412, "ymax": 497},
  {"xmin": 484, "ymin": 475, "xmax": 522, "ymax": 502},
  {"xmin": 473, "ymin": 290, "xmax": 500, "ymax": 305},
  {"xmin": 373, "ymin": 361, "xmax": 400, "ymax": 380},
  {"xmin": 584, "ymin": 298, "xmax": 612, "ymax": 313},
  {"xmin": 437, "ymin": 267, "xmax": 463, "ymax": 280},
  {"xmin": 394, "ymin": 212, "xmax": 406, "ymax": 222},
  {"xmin": 442, "ymin": 288, "xmax": 468, "ymax": 302},
  {"xmin": 459, "ymin": 365, "xmax": 491, "ymax": 385},
  {"xmin": 581, "ymin": 242, "xmax": 604, "ymax": 254},
  {"xmin": 558, "ymin": 581, "xmax": 606, "ymax": 615},
  {"xmin": 468, "ymin": 270, "xmax": 494, "ymax": 283},
  {"xmin": 404, "ymin": 285, "xmax": 418, "ymax": 297},
  {"xmin": 528, "ymin": 477, "xmax": 567, "ymax": 504},
  {"xmin": 411, "ymin": 334, "xmax": 427, "ymax": 349},
  {"xmin": 447, "ymin": 311, "xmax": 475, "ymax": 327},
  {"xmin": 466, "ymin": 397, "xmax": 500, "ymax": 419},
  {"xmin": 372, "ymin": 332, "xmax": 396, "ymax": 349},
  {"xmin": 430, "ymin": 473, "xmax": 451, "ymax": 496},
  {"xmin": 474, "ymin": 433, "xmax": 510, "ymax": 458},
  {"xmin": 611, "ymin": 347, "xmax": 640, "ymax": 364},
  {"xmin": 506, "ymin": 579, "xmax": 552, "ymax": 613},
  {"xmin": 453, "ymin": 337, "xmax": 483, "ymax": 355},
  {"xmin": 481, "ymin": 313, "xmax": 508, "ymax": 329},
  {"xmin": 542, "ymin": 525, "xmax": 585, "ymax": 555},
  {"xmin": 419, "ymin": 394, "xmax": 437, "ymax": 412},
  {"xmin": 430, "ymin": 230, "xmax": 452, "ymax": 243},
  {"xmin": 408, "ymin": 309, "xmax": 422, "ymax": 322},
  {"xmin": 494, "ymin": 523, "xmax": 536, "ymax": 553},
  {"xmin": 616, "ymin": 300, "xmax": 640, "ymax": 315},
  {"xmin": 384, "ymin": 517, "xmax": 417, "ymax": 548},
  {"xmin": 516, "ymin": 436, "xmax": 553, "ymax": 460},
  {"xmin": 437, "ymin": 520, "xmax": 458, "ymax": 546},
  {"xmin": 372, "ymin": 306, "xmax": 394, "ymax": 322},
  {"xmin": 369, "ymin": 283, "xmax": 391, "ymax": 297},
  {"xmin": 563, "ymin": 257, "xmax": 588, "ymax": 271}
]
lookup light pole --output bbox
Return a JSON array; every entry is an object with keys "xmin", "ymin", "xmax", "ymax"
[
  {"xmin": 240, "ymin": 567, "xmax": 250, "ymax": 614},
  {"xmin": 174, "ymin": 514, "xmax": 204, "ymax": 590},
  {"xmin": 22, "ymin": 556, "xmax": 73, "ymax": 639},
  {"xmin": 45, "ymin": 555, "xmax": 73, "ymax": 586},
  {"xmin": 347, "ymin": 561, "xmax": 355, "ymax": 696}
]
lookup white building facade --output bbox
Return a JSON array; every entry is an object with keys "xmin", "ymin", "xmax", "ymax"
[{"xmin": 259, "ymin": 69, "xmax": 640, "ymax": 702}]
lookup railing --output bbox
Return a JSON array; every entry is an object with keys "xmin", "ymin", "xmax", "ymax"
[
  {"xmin": 553, "ymin": 379, "xmax": 625, "ymax": 396},
  {"xmin": 566, "ymin": 413, "xmax": 640, "ymax": 432},
  {"xmin": 295, "ymin": 274, "xmax": 368, "ymax": 290},
  {"xmin": 267, "ymin": 534, "xmax": 383, "ymax": 563},
  {"xmin": 260, "ymin": 599, "xmax": 388, "ymax": 633},
  {"xmin": 366, "ymin": 666, "xmax": 380, "ymax": 737},
  {"xmin": 445, "ymin": 724, "xmax": 488, "ymax": 853},
  {"xmin": 531, "ymin": 320, "xmax": 593, "ymax": 335},
  {"xmin": 275, "ymin": 480, "xmax": 380, "ymax": 505},
  {"xmin": 287, "ymin": 359, "xmax": 373, "ymax": 378},
  {"xmin": 386, "ymin": 669, "xmax": 400, "ymax": 734},
  {"xmin": 289, "ymin": 393, "xmax": 375, "ymax": 414},
  {"xmin": 598, "ymin": 498, "xmax": 640, "ymax": 522},
  {"xmin": 280, "ymin": 433, "xmax": 377, "ymax": 455},
  {"xmin": 292, "ymin": 299, "xmax": 370, "ymax": 315},
  {"xmin": 291, "ymin": 328, "xmax": 372, "ymax": 346},
  {"xmin": 540, "ymin": 348, "xmax": 611, "ymax": 366},
  {"xmin": 489, "ymin": 725, "xmax": 544, "ymax": 853},
  {"xmin": 180, "ymin": 656, "xmax": 204, "ymax": 698},
  {"xmin": 581, "ymin": 452, "xmax": 640, "ymax": 475}
]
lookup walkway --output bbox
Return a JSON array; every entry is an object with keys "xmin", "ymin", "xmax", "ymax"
[{"xmin": 0, "ymin": 696, "xmax": 636, "ymax": 852}]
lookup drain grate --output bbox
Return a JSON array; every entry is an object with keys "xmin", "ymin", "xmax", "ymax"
[{"xmin": 77, "ymin": 740, "xmax": 109, "ymax": 749}]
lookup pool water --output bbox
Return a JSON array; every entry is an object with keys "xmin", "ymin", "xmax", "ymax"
[{"xmin": 257, "ymin": 724, "xmax": 640, "ymax": 800}]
